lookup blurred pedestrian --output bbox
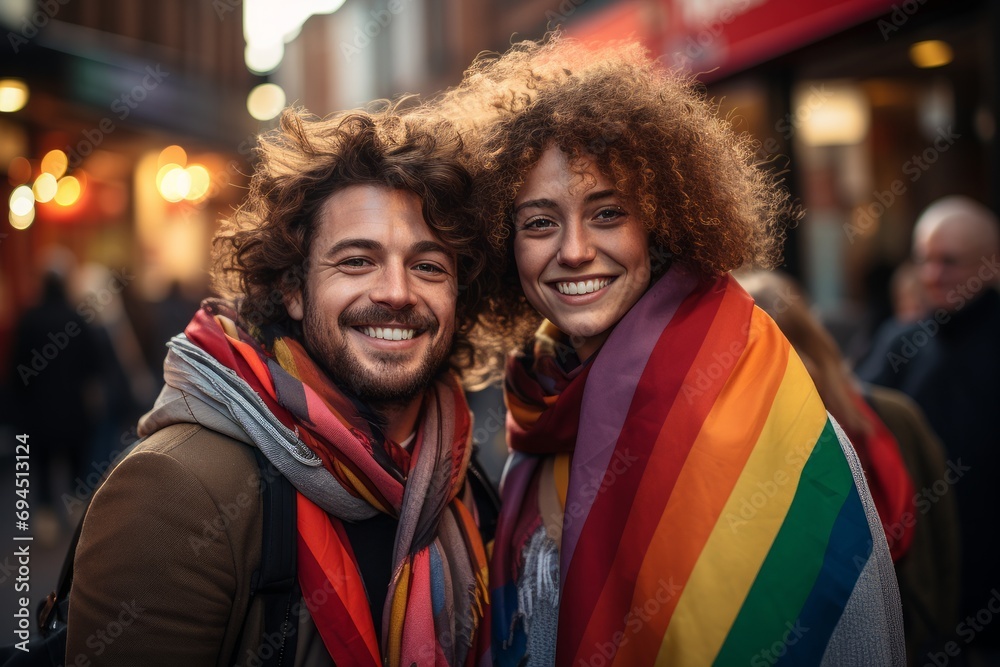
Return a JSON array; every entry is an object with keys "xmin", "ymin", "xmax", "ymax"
[
  {"xmin": 6, "ymin": 250, "xmax": 103, "ymax": 536},
  {"xmin": 857, "ymin": 195, "xmax": 1000, "ymax": 661},
  {"xmin": 71, "ymin": 263, "xmax": 156, "ymax": 489}
]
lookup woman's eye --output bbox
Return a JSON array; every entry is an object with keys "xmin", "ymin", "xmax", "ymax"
[
  {"xmin": 595, "ymin": 206, "xmax": 626, "ymax": 221},
  {"xmin": 521, "ymin": 217, "xmax": 556, "ymax": 231}
]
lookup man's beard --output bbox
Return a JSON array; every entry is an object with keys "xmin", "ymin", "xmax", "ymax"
[{"xmin": 300, "ymin": 298, "xmax": 454, "ymax": 406}]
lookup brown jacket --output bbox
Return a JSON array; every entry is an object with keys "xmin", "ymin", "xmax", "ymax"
[
  {"xmin": 867, "ymin": 385, "xmax": 961, "ymax": 665},
  {"xmin": 66, "ymin": 422, "xmax": 333, "ymax": 666}
]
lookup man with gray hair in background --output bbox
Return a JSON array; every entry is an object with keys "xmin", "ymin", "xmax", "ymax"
[{"xmin": 857, "ymin": 195, "xmax": 1000, "ymax": 663}]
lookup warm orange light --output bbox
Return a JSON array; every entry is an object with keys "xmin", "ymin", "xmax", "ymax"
[
  {"xmin": 40, "ymin": 150, "xmax": 69, "ymax": 179},
  {"xmin": 184, "ymin": 164, "xmax": 211, "ymax": 201},
  {"xmin": 158, "ymin": 145, "xmax": 187, "ymax": 170},
  {"xmin": 910, "ymin": 40, "xmax": 953, "ymax": 69},
  {"xmin": 54, "ymin": 176, "xmax": 82, "ymax": 206}
]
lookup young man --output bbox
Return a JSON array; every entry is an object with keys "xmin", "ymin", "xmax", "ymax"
[{"xmin": 66, "ymin": 106, "xmax": 496, "ymax": 667}]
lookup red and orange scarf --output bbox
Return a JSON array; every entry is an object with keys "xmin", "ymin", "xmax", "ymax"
[{"xmin": 182, "ymin": 301, "xmax": 490, "ymax": 667}]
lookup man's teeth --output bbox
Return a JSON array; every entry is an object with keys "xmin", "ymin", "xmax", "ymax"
[
  {"xmin": 361, "ymin": 327, "xmax": 416, "ymax": 340},
  {"xmin": 556, "ymin": 278, "xmax": 613, "ymax": 295}
]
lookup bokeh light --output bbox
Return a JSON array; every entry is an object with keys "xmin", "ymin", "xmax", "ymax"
[
  {"xmin": 157, "ymin": 145, "xmax": 187, "ymax": 170},
  {"xmin": 54, "ymin": 176, "xmax": 82, "ymax": 206},
  {"xmin": 245, "ymin": 43, "xmax": 285, "ymax": 75},
  {"xmin": 910, "ymin": 40, "xmax": 954, "ymax": 68},
  {"xmin": 9, "ymin": 184, "xmax": 33, "ymax": 216},
  {"xmin": 158, "ymin": 165, "xmax": 191, "ymax": 202},
  {"xmin": 32, "ymin": 173, "xmax": 58, "ymax": 203},
  {"xmin": 0, "ymin": 80, "xmax": 28, "ymax": 113},
  {"xmin": 185, "ymin": 164, "xmax": 211, "ymax": 201},
  {"xmin": 247, "ymin": 83, "xmax": 286, "ymax": 121},
  {"xmin": 9, "ymin": 206, "xmax": 34, "ymax": 231},
  {"xmin": 40, "ymin": 149, "xmax": 69, "ymax": 179}
]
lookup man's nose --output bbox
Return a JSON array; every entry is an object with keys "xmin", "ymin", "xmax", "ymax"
[{"xmin": 369, "ymin": 263, "xmax": 416, "ymax": 309}]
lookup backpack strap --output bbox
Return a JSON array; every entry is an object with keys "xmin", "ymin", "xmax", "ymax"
[
  {"xmin": 240, "ymin": 448, "xmax": 299, "ymax": 667},
  {"xmin": 467, "ymin": 447, "xmax": 500, "ymax": 544}
]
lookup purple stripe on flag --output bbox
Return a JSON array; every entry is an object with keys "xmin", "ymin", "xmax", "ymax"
[{"xmin": 560, "ymin": 268, "xmax": 699, "ymax": 571}]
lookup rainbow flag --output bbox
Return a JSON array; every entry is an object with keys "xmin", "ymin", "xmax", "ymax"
[{"xmin": 493, "ymin": 271, "xmax": 903, "ymax": 667}]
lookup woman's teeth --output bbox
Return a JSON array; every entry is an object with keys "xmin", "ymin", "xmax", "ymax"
[
  {"xmin": 556, "ymin": 278, "xmax": 613, "ymax": 295},
  {"xmin": 361, "ymin": 327, "xmax": 416, "ymax": 340}
]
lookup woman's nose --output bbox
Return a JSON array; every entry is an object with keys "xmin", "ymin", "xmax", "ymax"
[{"xmin": 557, "ymin": 222, "xmax": 597, "ymax": 267}]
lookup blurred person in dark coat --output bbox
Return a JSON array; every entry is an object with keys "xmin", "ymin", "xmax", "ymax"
[
  {"xmin": 7, "ymin": 255, "xmax": 103, "ymax": 520},
  {"xmin": 857, "ymin": 195, "xmax": 1000, "ymax": 660}
]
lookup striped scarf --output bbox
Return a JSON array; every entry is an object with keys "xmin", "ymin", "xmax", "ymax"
[
  {"xmin": 181, "ymin": 301, "xmax": 490, "ymax": 667},
  {"xmin": 493, "ymin": 271, "xmax": 903, "ymax": 666}
]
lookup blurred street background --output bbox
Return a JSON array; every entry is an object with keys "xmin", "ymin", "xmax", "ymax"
[{"xmin": 0, "ymin": 0, "xmax": 996, "ymax": 653}]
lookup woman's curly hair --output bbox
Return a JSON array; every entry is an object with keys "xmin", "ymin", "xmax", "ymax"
[
  {"xmin": 212, "ymin": 101, "xmax": 494, "ymax": 383},
  {"xmin": 435, "ymin": 34, "xmax": 796, "ymax": 374}
]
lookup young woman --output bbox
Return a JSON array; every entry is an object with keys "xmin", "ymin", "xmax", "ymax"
[{"xmin": 443, "ymin": 36, "xmax": 905, "ymax": 666}]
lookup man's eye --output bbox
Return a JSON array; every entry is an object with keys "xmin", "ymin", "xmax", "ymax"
[
  {"xmin": 339, "ymin": 258, "xmax": 371, "ymax": 268},
  {"xmin": 414, "ymin": 262, "xmax": 445, "ymax": 274}
]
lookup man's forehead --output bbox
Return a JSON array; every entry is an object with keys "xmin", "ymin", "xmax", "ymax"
[
  {"xmin": 316, "ymin": 186, "xmax": 449, "ymax": 253},
  {"xmin": 916, "ymin": 217, "xmax": 986, "ymax": 254}
]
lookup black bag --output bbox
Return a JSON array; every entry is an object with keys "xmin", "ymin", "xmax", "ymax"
[{"xmin": 0, "ymin": 447, "xmax": 297, "ymax": 667}]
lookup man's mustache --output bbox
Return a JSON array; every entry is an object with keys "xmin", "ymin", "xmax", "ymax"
[{"xmin": 338, "ymin": 304, "xmax": 438, "ymax": 333}]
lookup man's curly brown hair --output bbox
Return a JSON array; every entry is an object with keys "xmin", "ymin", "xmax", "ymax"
[
  {"xmin": 434, "ymin": 35, "xmax": 796, "ymax": 369},
  {"xmin": 212, "ymin": 101, "xmax": 493, "ymax": 382}
]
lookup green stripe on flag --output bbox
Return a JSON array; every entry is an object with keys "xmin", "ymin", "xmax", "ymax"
[{"xmin": 713, "ymin": 420, "xmax": 852, "ymax": 664}]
